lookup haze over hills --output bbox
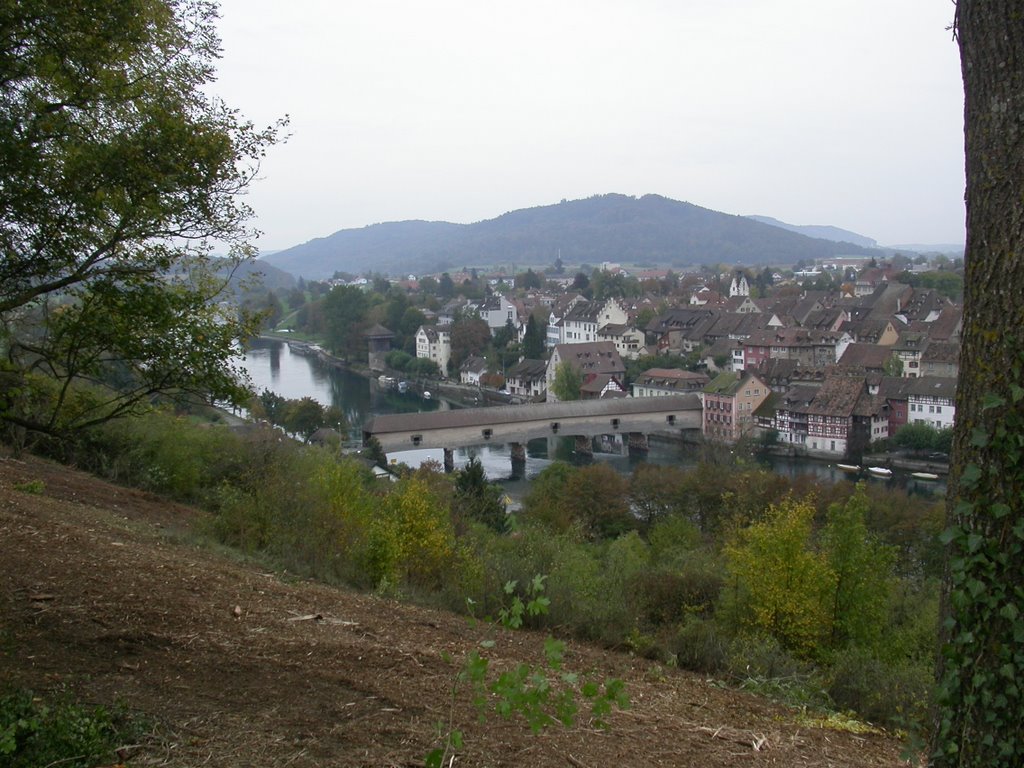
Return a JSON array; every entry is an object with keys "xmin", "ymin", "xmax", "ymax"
[
  {"xmin": 745, "ymin": 215, "xmax": 879, "ymax": 249},
  {"xmin": 261, "ymin": 194, "xmax": 881, "ymax": 280}
]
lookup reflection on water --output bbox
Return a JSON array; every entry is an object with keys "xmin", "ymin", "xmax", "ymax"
[
  {"xmin": 240, "ymin": 338, "xmax": 947, "ymax": 502},
  {"xmin": 241, "ymin": 337, "xmax": 446, "ymax": 431}
]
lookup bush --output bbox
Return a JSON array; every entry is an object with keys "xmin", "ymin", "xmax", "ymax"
[
  {"xmin": 666, "ymin": 615, "xmax": 728, "ymax": 673},
  {"xmin": 827, "ymin": 648, "xmax": 933, "ymax": 727},
  {"xmin": 0, "ymin": 689, "xmax": 142, "ymax": 768}
]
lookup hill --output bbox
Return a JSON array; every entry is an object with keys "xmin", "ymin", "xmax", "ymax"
[
  {"xmin": 262, "ymin": 194, "xmax": 879, "ymax": 279},
  {"xmin": 0, "ymin": 452, "xmax": 905, "ymax": 767},
  {"xmin": 745, "ymin": 215, "xmax": 879, "ymax": 249}
]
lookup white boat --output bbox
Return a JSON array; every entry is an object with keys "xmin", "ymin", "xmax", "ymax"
[
  {"xmin": 422, "ymin": 390, "xmax": 432, "ymax": 400},
  {"xmin": 911, "ymin": 471, "xmax": 940, "ymax": 481},
  {"xmin": 867, "ymin": 466, "xmax": 893, "ymax": 478},
  {"xmin": 836, "ymin": 463, "xmax": 861, "ymax": 473}
]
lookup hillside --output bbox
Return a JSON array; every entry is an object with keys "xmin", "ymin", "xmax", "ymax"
[
  {"xmin": 745, "ymin": 215, "xmax": 879, "ymax": 249},
  {"xmin": 0, "ymin": 452, "xmax": 907, "ymax": 767},
  {"xmin": 263, "ymin": 194, "xmax": 879, "ymax": 279}
]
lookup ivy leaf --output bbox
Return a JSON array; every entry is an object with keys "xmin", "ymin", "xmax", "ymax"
[
  {"xmin": 982, "ymin": 393, "xmax": 1006, "ymax": 410},
  {"xmin": 961, "ymin": 463, "xmax": 983, "ymax": 489}
]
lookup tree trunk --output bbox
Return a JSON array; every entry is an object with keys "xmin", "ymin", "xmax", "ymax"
[{"xmin": 932, "ymin": 3, "xmax": 1024, "ymax": 765}]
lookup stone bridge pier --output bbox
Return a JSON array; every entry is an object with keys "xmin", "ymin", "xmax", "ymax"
[{"xmin": 628, "ymin": 432, "xmax": 650, "ymax": 454}]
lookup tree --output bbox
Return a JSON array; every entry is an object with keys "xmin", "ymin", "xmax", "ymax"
[
  {"xmin": 322, "ymin": 285, "xmax": 369, "ymax": 359},
  {"xmin": 282, "ymin": 397, "xmax": 325, "ymax": 442},
  {"xmin": 723, "ymin": 497, "xmax": 834, "ymax": 658},
  {"xmin": 882, "ymin": 353, "xmax": 904, "ymax": 377},
  {"xmin": 453, "ymin": 457, "xmax": 506, "ymax": 532},
  {"xmin": 449, "ymin": 316, "xmax": 490, "ymax": 371},
  {"xmin": 522, "ymin": 314, "xmax": 546, "ymax": 360},
  {"xmin": 551, "ymin": 361, "xmax": 582, "ymax": 402},
  {"xmin": 932, "ymin": 5, "xmax": 1024, "ymax": 765},
  {"xmin": 0, "ymin": 0, "xmax": 283, "ymax": 439}
]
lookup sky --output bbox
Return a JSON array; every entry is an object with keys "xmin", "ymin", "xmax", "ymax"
[{"xmin": 213, "ymin": 0, "xmax": 966, "ymax": 253}]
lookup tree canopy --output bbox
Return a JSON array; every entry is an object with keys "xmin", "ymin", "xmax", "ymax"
[{"xmin": 0, "ymin": 0, "xmax": 284, "ymax": 439}]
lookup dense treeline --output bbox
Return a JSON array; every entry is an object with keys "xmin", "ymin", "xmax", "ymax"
[{"xmin": 73, "ymin": 411, "xmax": 943, "ymax": 729}]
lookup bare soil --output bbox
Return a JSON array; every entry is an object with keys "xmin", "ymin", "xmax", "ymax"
[{"xmin": 0, "ymin": 452, "xmax": 911, "ymax": 767}]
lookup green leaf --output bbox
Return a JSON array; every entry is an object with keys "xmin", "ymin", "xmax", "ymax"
[
  {"xmin": 982, "ymin": 393, "xmax": 1006, "ymax": 410},
  {"xmin": 961, "ymin": 463, "xmax": 983, "ymax": 488}
]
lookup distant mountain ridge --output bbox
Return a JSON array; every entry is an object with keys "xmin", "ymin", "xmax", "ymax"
[
  {"xmin": 745, "ymin": 215, "xmax": 878, "ymax": 249},
  {"xmin": 262, "ymin": 194, "xmax": 880, "ymax": 279}
]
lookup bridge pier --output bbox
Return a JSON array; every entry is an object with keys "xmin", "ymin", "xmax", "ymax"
[
  {"xmin": 509, "ymin": 442, "xmax": 527, "ymax": 478},
  {"xmin": 443, "ymin": 448, "xmax": 455, "ymax": 473},
  {"xmin": 628, "ymin": 432, "xmax": 649, "ymax": 454},
  {"xmin": 574, "ymin": 435, "xmax": 593, "ymax": 457}
]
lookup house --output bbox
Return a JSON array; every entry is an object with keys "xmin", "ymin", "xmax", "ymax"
[
  {"xmin": 756, "ymin": 374, "xmax": 888, "ymax": 457},
  {"xmin": 836, "ymin": 342, "xmax": 898, "ymax": 375},
  {"xmin": 701, "ymin": 371, "xmax": 770, "ymax": 443},
  {"xmin": 459, "ymin": 355, "xmax": 487, "ymax": 386},
  {"xmin": 546, "ymin": 342, "xmax": 626, "ymax": 402},
  {"xmin": 632, "ymin": 368, "xmax": 710, "ymax": 398},
  {"xmin": 742, "ymin": 327, "xmax": 849, "ymax": 370},
  {"xmin": 559, "ymin": 298, "xmax": 628, "ymax": 344},
  {"xmin": 506, "ymin": 358, "xmax": 548, "ymax": 400},
  {"xmin": 596, "ymin": 322, "xmax": 645, "ymax": 360},
  {"xmin": 478, "ymin": 294, "xmax": 518, "ymax": 335},
  {"xmin": 906, "ymin": 376, "xmax": 957, "ymax": 430},
  {"xmin": 646, "ymin": 308, "xmax": 719, "ymax": 354},
  {"xmin": 580, "ymin": 373, "xmax": 628, "ymax": 400},
  {"xmin": 892, "ymin": 331, "xmax": 929, "ymax": 378},
  {"xmin": 920, "ymin": 340, "xmax": 960, "ymax": 379},
  {"xmin": 415, "ymin": 325, "xmax": 451, "ymax": 374}
]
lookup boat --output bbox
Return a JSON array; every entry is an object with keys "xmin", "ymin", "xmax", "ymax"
[
  {"xmin": 836, "ymin": 463, "xmax": 861, "ymax": 474},
  {"xmin": 397, "ymin": 380, "xmax": 408, "ymax": 394},
  {"xmin": 422, "ymin": 390, "xmax": 432, "ymax": 400},
  {"xmin": 867, "ymin": 466, "xmax": 893, "ymax": 478},
  {"xmin": 911, "ymin": 471, "xmax": 940, "ymax": 481}
]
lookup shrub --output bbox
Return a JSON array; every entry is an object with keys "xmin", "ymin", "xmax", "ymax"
[
  {"xmin": 0, "ymin": 689, "xmax": 142, "ymax": 768},
  {"xmin": 827, "ymin": 647, "xmax": 933, "ymax": 727},
  {"xmin": 666, "ymin": 615, "xmax": 728, "ymax": 673}
]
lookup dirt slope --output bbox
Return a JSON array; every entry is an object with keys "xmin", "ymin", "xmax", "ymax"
[{"xmin": 0, "ymin": 453, "xmax": 908, "ymax": 767}]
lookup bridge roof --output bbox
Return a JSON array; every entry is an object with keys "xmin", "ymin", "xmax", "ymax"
[{"xmin": 364, "ymin": 394, "xmax": 701, "ymax": 435}]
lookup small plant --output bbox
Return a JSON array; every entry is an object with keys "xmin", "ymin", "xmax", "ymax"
[
  {"xmin": 0, "ymin": 688, "xmax": 143, "ymax": 768},
  {"xmin": 497, "ymin": 574, "xmax": 550, "ymax": 629},
  {"xmin": 427, "ymin": 575, "xmax": 629, "ymax": 767},
  {"xmin": 12, "ymin": 479, "xmax": 44, "ymax": 494}
]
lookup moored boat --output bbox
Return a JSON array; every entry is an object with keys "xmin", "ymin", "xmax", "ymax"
[
  {"xmin": 867, "ymin": 466, "xmax": 893, "ymax": 478},
  {"xmin": 911, "ymin": 471, "xmax": 940, "ymax": 481},
  {"xmin": 836, "ymin": 463, "xmax": 861, "ymax": 473}
]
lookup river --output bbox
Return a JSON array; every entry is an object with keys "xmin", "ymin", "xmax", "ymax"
[{"xmin": 240, "ymin": 337, "xmax": 946, "ymax": 501}]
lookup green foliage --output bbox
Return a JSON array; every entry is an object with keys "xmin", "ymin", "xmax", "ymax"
[
  {"xmin": 892, "ymin": 422, "xmax": 953, "ymax": 452},
  {"xmin": 0, "ymin": 689, "xmax": 142, "ymax": 768},
  {"xmin": 521, "ymin": 314, "xmax": 546, "ymax": 360},
  {"xmin": 453, "ymin": 457, "xmax": 506, "ymax": 532},
  {"xmin": 0, "ymin": 0, "xmax": 283, "ymax": 439},
  {"xmin": 934, "ymin": 376, "xmax": 1024, "ymax": 766},
  {"xmin": 322, "ymin": 285, "xmax": 370, "ymax": 358},
  {"xmin": 819, "ymin": 485, "xmax": 895, "ymax": 650},
  {"xmin": 497, "ymin": 575, "xmax": 551, "ymax": 630},
  {"xmin": 724, "ymin": 497, "xmax": 834, "ymax": 657},
  {"xmin": 428, "ymin": 576, "xmax": 628, "ymax": 766},
  {"xmin": 551, "ymin": 361, "xmax": 582, "ymax": 401},
  {"xmin": 12, "ymin": 480, "xmax": 44, "ymax": 495}
]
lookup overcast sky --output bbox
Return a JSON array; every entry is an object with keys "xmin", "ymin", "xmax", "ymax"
[{"xmin": 213, "ymin": 0, "xmax": 965, "ymax": 253}]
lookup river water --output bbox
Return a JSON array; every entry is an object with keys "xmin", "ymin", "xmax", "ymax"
[{"xmin": 240, "ymin": 337, "xmax": 946, "ymax": 501}]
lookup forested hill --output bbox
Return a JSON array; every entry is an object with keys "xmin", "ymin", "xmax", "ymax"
[{"xmin": 261, "ymin": 194, "xmax": 879, "ymax": 279}]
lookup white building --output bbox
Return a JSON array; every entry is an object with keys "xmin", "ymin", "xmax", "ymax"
[
  {"xmin": 415, "ymin": 325, "xmax": 451, "ymax": 375},
  {"xmin": 906, "ymin": 376, "xmax": 957, "ymax": 430}
]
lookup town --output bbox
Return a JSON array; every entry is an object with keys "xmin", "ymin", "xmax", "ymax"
[{"xmin": 265, "ymin": 253, "xmax": 961, "ymax": 465}]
